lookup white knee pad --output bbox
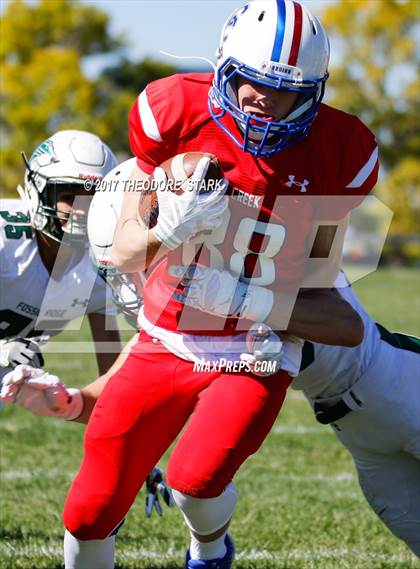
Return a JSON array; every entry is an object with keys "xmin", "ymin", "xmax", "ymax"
[
  {"xmin": 172, "ymin": 482, "xmax": 238, "ymax": 536},
  {"xmin": 64, "ymin": 530, "xmax": 115, "ymax": 569}
]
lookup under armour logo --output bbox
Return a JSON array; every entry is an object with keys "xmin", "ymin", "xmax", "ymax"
[
  {"xmin": 71, "ymin": 298, "xmax": 89, "ymax": 308},
  {"xmin": 286, "ymin": 175, "xmax": 309, "ymax": 192}
]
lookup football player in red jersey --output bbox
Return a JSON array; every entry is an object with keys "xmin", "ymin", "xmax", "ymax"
[{"xmin": 62, "ymin": 2, "xmax": 379, "ymax": 568}]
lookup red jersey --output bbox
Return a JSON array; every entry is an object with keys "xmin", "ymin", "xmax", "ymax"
[{"xmin": 129, "ymin": 73, "xmax": 378, "ymax": 334}]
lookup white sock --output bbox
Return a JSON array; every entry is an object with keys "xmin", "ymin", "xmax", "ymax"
[
  {"xmin": 171, "ymin": 484, "xmax": 236, "ymax": 561},
  {"xmin": 189, "ymin": 533, "xmax": 227, "ymax": 561},
  {"xmin": 64, "ymin": 530, "xmax": 115, "ymax": 569}
]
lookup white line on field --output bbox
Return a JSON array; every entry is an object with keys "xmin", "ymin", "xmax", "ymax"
[
  {"xmin": 272, "ymin": 424, "xmax": 331, "ymax": 434},
  {"xmin": 0, "ymin": 468, "xmax": 75, "ymax": 480},
  {"xmin": 276, "ymin": 472, "xmax": 355, "ymax": 482},
  {"xmin": 0, "ymin": 418, "xmax": 70, "ymax": 430},
  {"xmin": 0, "ymin": 543, "xmax": 415, "ymax": 564},
  {"xmin": 237, "ymin": 548, "xmax": 415, "ymax": 563},
  {"xmin": 0, "ymin": 468, "xmax": 355, "ymax": 483},
  {"xmin": 0, "ymin": 421, "xmax": 328, "ymax": 434}
]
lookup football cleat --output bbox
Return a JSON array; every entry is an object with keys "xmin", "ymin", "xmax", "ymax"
[{"xmin": 185, "ymin": 534, "xmax": 235, "ymax": 569}]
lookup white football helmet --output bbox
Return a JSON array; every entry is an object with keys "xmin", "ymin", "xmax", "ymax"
[
  {"xmin": 87, "ymin": 158, "xmax": 144, "ymax": 324},
  {"xmin": 18, "ymin": 130, "xmax": 117, "ymax": 245},
  {"xmin": 209, "ymin": 0, "xmax": 330, "ymax": 157}
]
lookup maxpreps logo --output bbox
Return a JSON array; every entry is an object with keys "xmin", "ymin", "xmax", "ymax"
[{"xmin": 193, "ymin": 358, "xmax": 277, "ymax": 375}]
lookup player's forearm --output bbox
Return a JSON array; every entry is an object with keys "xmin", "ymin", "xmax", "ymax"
[
  {"xmin": 270, "ymin": 289, "xmax": 364, "ymax": 347},
  {"xmin": 75, "ymin": 333, "xmax": 139, "ymax": 423},
  {"xmin": 170, "ymin": 265, "xmax": 363, "ymax": 346},
  {"xmin": 76, "ymin": 375, "xmax": 108, "ymax": 424},
  {"xmin": 95, "ymin": 350, "xmax": 120, "ymax": 376},
  {"xmin": 112, "ymin": 218, "xmax": 164, "ymax": 273},
  {"xmin": 111, "ymin": 177, "xmax": 167, "ymax": 272},
  {"xmin": 88, "ymin": 313, "xmax": 122, "ymax": 375}
]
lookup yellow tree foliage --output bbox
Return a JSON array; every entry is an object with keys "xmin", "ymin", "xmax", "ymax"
[
  {"xmin": 322, "ymin": 0, "xmax": 419, "ymax": 235},
  {"xmin": 0, "ymin": 0, "xmax": 118, "ymax": 194}
]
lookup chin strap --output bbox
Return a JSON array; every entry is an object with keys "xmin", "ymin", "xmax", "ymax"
[{"xmin": 284, "ymin": 94, "xmax": 314, "ymax": 122}]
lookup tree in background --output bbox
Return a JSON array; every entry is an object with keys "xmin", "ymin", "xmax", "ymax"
[
  {"xmin": 96, "ymin": 57, "xmax": 176, "ymax": 155},
  {"xmin": 322, "ymin": 0, "xmax": 419, "ymax": 241},
  {"xmin": 0, "ymin": 0, "xmax": 119, "ymax": 192},
  {"xmin": 2, "ymin": 0, "xmax": 418, "ymax": 250},
  {"xmin": 0, "ymin": 0, "xmax": 175, "ymax": 194}
]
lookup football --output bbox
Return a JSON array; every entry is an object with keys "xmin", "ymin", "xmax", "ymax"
[{"xmin": 138, "ymin": 152, "xmax": 224, "ymax": 228}]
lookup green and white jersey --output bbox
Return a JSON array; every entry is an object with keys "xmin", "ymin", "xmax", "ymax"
[
  {"xmin": 0, "ymin": 198, "xmax": 116, "ymax": 340},
  {"xmin": 292, "ymin": 272, "xmax": 419, "ymax": 398}
]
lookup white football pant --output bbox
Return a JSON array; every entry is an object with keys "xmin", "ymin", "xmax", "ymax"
[{"xmin": 309, "ymin": 339, "xmax": 420, "ymax": 556}]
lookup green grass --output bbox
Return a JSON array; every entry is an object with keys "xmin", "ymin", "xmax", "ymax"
[
  {"xmin": 0, "ymin": 268, "xmax": 419, "ymax": 568},
  {"xmin": 351, "ymin": 267, "xmax": 419, "ymax": 336}
]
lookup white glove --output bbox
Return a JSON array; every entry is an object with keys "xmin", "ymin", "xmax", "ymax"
[
  {"xmin": 0, "ymin": 337, "xmax": 45, "ymax": 368},
  {"xmin": 169, "ymin": 264, "xmax": 273, "ymax": 322},
  {"xmin": 240, "ymin": 323, "xmax": 284, "ymax": 377},
  {"xmin": 151, "ymin": 157, "xmax": 229, "ymax": 250},
  {"xmin": 0, "ymin": 365, "xmax": 83, "ymax": 420}
]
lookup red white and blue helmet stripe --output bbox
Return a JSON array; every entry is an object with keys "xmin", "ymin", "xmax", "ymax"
[
  {"xmin": 271, "ymin": 0, "xmax": 287, "ymax": 62},
  {"xmin": 271, "ymin": 0, "xmax": 304, "ymax": 67}
]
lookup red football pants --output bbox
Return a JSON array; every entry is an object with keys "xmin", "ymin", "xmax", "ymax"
[{"xmin": 63, "ymin": 332, "xmax": 292, "ymax": 539}]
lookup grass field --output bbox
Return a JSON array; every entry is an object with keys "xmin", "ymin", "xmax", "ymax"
[{"xmin": 1, "ymin": 268, "xmax": 419, "ymax": 568}]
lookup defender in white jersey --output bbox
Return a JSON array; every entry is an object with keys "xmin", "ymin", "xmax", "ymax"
[
  {"xmin": 175, "ymin": 263, "xmax": 420, "ymax": 556},
  {"xmin": 0, "ymin": 199, "xmax": 115, "ymax": 339},
  {"xmin": 0, "ymin": 166, "xmax": 173, "ymax": 513},
  {"xmin": 0, "ymin": 130, "xmax": 121, "ymax": 396},
  {"xmin": 291, "ymin": 272, "xmax": 420, "ymax": 557}
]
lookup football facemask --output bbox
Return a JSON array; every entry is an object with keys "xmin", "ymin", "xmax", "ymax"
[
  {"xmin": 96, "ymin": 263, "xmax": 143, "ymax": 327},
  {"xmin": 210, "ymin": 0, "xmax": 330, "ymax": 157},
  {"xmin": 18, "ymin": 130, "xmax": 117, "ymax": 246},
  {"xmin": 20, "ymin": 157, "xmax": 93, "ymax": 246}
]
